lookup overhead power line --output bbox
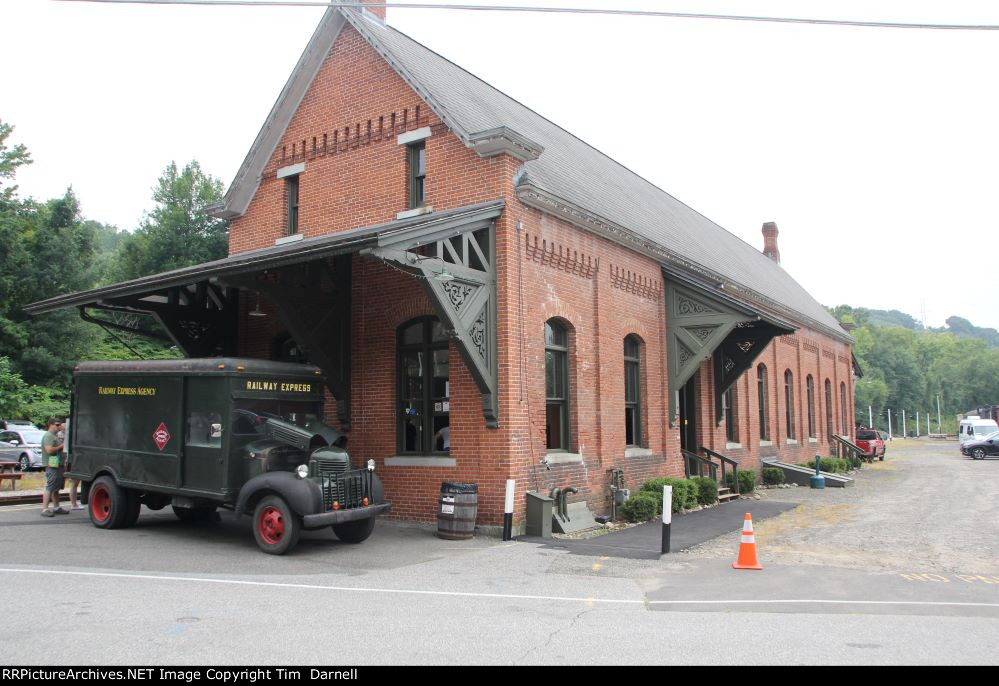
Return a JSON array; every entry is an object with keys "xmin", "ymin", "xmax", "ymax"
[{"xmin": 53, "ymin": 0, "xmax": 999, "ymax": 31}]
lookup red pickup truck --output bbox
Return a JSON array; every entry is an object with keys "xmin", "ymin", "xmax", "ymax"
[{"xmin": 855, "ymin": 428, "xmax": 886, "ymax": 461}]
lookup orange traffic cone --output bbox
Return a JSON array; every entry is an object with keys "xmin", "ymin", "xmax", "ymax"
[{"xmin": 732, "ymin": 512, "xmax": 763, "ymax": 570}]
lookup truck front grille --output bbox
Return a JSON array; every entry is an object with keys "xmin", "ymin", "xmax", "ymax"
[{"xmin": 320, "ymin": 469, "xmax": 372, "ymax": 512}]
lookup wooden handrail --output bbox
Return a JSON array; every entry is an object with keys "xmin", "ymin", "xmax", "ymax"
[
  {"xmin": 681, "ymin": 449, "xmax": 718, "ymax": 481},
  {"xmin": 701, "ymin": 447, "xmax": 741, "ymax": 495}
]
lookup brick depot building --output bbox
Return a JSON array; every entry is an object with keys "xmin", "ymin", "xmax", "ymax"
[{"xmin": 30, "ymin": 2, "xmax": 856, "ymax": 530}]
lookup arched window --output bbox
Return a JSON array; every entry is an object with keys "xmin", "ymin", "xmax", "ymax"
[
  {"xmin": 784, "ymin": 370, "xmax": 796, "ymax": 440},
  {"xmin": 806, "ymin": 375, "xmax": 816, "ymax": 438},
  {"xmin": 825, "ymin": 379, "xmax": 834, "ymax": 438},
  {"xmin": 624, "ymin": 335, "xmax": 642, "ymax": 447},
  {"xmin": 546, "ymin": 320, "xmax": 570, "ymax": 451},
  {"xmin": 398, "ymin": 317, "xmax": 449, "ymax": 455},
  {"xmin": 757, "ymin": 364, "xmax": 770, "ymax": 441},
  {"xmin": 840, "ymin": 382, "xmax": 848, "ymax": 437},
  {"xmin": 725, "ymin": 386, "xmax": 739, "ymax": 444}
]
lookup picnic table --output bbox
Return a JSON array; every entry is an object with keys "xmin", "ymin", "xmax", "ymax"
[{"xmin": 0, "ymin": 461, "xmax": 21, "ymax": 491}]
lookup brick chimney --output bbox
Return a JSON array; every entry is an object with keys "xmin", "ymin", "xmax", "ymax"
[
  {"xmin": 762, "ymin": 222, "xmax": 781, "ymax": 263},
  {"xmin": 357, "ymin": 0, "xmax": 386, "ymax": 21}
]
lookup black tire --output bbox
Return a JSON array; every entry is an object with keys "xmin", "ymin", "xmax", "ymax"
[
  {"xmin": 332, "ymin": 517, "xmax": 375, "ymax": 543},
  {"xmin": 18, "ymin": 455, "xmax": 29, "ymax": 472},
  {"xmin": 89, "ymin": 475, "xmax": 129, "ymax": 529},
  {"xmin": 252, "ymin": 496, "xmax": 300, "ymax": 555},
  {"xmin": 172, "ymin": 505, "xmax": 218, "ymax": 522},
  {"xmin": 972, "ymin": 448, "xmax": 986, "ymax": 460}
]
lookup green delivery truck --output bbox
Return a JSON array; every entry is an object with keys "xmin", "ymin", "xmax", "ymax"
[{"xmin": 67, "ymin": 358, "xmax": 390, "ymax": 554}]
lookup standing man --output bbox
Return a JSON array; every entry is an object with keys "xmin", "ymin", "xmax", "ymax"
[{"xmin": 40, "ymin": 417, "xmax": 67, "ymax": 517}]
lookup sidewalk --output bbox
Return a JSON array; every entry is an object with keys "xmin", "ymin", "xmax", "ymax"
[{"xmin": 518, "ymin": 499, "xmax": 798, "ymax": 559}]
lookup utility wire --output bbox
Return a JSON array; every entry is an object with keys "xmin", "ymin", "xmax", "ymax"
[{"xmin": 53, "ymin": 0, "xmax": 999, "ymax": 32}]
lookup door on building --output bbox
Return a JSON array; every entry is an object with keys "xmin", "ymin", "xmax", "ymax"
[{"xmin": 679, "ymin": 373, "xmax": 699, "ymax": 474}]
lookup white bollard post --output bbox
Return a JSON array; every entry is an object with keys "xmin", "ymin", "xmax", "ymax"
[
  {"xmin": 503, "ymin": 479, "xmax": 515, "ymax": 541},
  {"xmin": 661, "ymin": 485, "xmax": 672, "ymax": 554}
]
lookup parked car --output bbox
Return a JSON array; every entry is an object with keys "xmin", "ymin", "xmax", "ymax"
[
  {"xmin": 0, "ymin": 419, "xmax": 34, "ymax": 430},
  {"xmin": 0, "ymin": 428, "xmax": 46, "ymax": 471},
  {"xmin": 960, "ymin": 430, "xmax": 999, "ymax": 460},
  {"xmin": 855, "ymin": 428, "xmax": 886, "ymax": 461}
]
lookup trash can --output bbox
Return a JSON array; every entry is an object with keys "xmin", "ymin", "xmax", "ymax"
[{"xmin": 437, "ymin": 482, "xmax": 478, "ymax": 540}]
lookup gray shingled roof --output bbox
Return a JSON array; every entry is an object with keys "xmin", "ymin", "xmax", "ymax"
[{"xmin": 347, "ymin": 11, "xmax": 847, "ymax": 340}]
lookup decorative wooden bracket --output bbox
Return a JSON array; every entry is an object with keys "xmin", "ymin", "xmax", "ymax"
[
  {"xmin": 712, "ymin": 321, "xmax": 786, "ymax": 426},
  {"xmin": 363, "ymin": 207, "xmax": 500, "ymax": 428}
]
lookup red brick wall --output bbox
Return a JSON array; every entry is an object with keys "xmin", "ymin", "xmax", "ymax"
[
  {"xmin": 698, "ymin": 331, "xmax": 856, "ymax": 474},
  {"xmin": 229, "ymin": 21, "xmax": 856, "ymax": 528}
]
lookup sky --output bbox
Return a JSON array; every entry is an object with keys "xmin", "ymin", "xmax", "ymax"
[{"xmin": 4, "ymin": 0, "xmax": 999, "ymax": 330}]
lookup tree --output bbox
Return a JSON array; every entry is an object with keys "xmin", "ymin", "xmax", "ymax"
[
  {"xmin": 0, "ymin": 119, "xmax": 32, "ymax": 205},
  {"xmin": 109, "ymin": 161, "xmax": 228, "ymax": 281}
]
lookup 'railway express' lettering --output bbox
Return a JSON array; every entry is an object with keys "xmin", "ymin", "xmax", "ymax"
[{"xmin": 245, "ymin": 380, "xmax": 314, "ymax": 393}]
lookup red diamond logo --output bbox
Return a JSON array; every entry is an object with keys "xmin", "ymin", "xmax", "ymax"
[{"xmin": 153, "ymin": 422, "xmax": 171, "ymax": 451}]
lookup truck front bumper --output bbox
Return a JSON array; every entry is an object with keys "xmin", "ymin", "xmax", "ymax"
[{"xmin": 302, "ymin": 502, "xmax": 392, "ymax": 529}]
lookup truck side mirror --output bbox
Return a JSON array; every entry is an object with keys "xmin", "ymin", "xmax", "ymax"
[{"xmin": 210, "ymin": 424, "xmax": 223, "ymax": 439}]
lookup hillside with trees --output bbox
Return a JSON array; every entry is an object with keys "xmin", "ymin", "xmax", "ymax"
[
  {"xmin": 831, "ymin": 306, "xmax": 999, "ymax": 434},
  {"xmin": 0, "ymin": 119, "xmax": 227, "ymax": 424}
]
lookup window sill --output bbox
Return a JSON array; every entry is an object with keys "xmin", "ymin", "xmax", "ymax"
[
  {"xmin": 384, "ymin": 456, "xmax": 455, "ymax": 468},
  {"xmin": 759, "ymin": 440, "xmax": 773, "ymax": 447},
  {"xmin": 786, "ymin": 439, "xmax": 798, "ymax": 445},
  {"xmin": 725, "ymin": 442, "xmax": 743, "ymax": 450},
  {"xmin": 396, "ymin": 205, "xmax": 434, "ymax": 220},
  {"xmin": 808, "ymin": 437, "xmax": 819, "ymax": 443},
  {"xmin": 625, "ymin": 447, "xmax": 652, "ymax": 458},
  {"xmin": 544, "ymin": 452, "xmax": 583, "ymax": 465}
]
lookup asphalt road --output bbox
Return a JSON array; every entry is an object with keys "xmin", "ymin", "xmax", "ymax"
[{"xmin": 1, "ymin": 439, "xmax": 996, "ymax": 665}]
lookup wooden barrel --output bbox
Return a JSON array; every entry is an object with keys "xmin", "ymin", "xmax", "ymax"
[{"xmin": 437, "ymin": 482, "xmax": 478, "ymax": 540}]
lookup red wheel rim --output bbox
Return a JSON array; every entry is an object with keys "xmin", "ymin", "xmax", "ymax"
[
  {"xmin": 258, "ymin": 506, "xmax": 284, "ymax": 545},
  {"xmin": 91, "ymin": 485, "xmax": 111, "ymax": 523}
]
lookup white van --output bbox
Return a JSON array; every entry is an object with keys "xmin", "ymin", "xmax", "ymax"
[{"xmin": 959, "ymin": 416, "xmax": 999, "ymax": 445}]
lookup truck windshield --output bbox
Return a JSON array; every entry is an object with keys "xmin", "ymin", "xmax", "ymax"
[{"xmin": 233, "ymin": 399, "xmax": 324, "ymax": 436}]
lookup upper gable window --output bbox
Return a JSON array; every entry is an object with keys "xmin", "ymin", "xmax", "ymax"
[
  {"xmin": 286, "ymin": 174, "xmax": 300, "ymax": 235},
  {"xmin": 408, "ymin": 141, "xmax": 426, "ymax": 209}
]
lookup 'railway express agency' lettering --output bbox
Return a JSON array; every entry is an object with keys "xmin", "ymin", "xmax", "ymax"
[
  {"xmin": 98, "ymin": 386, "xmax": 156, "ymax": 396},
  {"xmin": 244, "ymin": 380, "xmax": 314, "ymax": 393}
]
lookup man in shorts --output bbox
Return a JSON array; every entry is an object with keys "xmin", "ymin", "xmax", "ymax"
[{"xmin": 40, "ymin": 418, "xmax": 67, "ymax": 517}]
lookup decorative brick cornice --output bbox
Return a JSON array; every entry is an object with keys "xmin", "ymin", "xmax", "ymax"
[
  {"xmin": 609, "ymin": 265, "xmax": 662, "ymax": 302},
  {"xmin": 780, "ymin": 334, "xmax": 799, "ymax": 347},
  {"xmin": 524, "ymin": 233, "xmax": 597, "ymax": 279},
  {"xmin": 515, "ymin": 182, "xmax": 852, "ymax": 344},
  {"xmin": 822, "ymin": 349, "xmax": 836, "ymax": 360},
  {"xmin": 262, "ymin": 107, "xmax": 437, "ymax": 179},
  {"xmin": 802, "ymin": 339, "xmax": 819, "ymax": 353}
]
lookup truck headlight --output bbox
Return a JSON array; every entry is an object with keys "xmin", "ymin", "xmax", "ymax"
[
  {"xmin": 295, "ymin": 464, "xmax": 309, "ymax": 479},
  {"xmin": 367, "ymin": 459, "xmax": 375, "ymax": 472}
]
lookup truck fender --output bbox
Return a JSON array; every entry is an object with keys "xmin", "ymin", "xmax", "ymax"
[{"xmin": 235, "ymin": 472, "xmax": 322, "ymax": 519}]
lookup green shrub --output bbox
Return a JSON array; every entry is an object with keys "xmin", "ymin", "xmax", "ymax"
[
  {"xmin": 620, "ymin": 491, "xmax": 658, "ymax": 522},
  {"xmin": 725, "ymin": 469, "xmax": 757, "ymax": 493},
  {"xmin": 691, "ymin": 476, "xmax": 718, "ymax": 505},
  {"xmin": 762, "ymin": 467, "xmax": 785, "ymax": 485},
  {"xmin": 641, "ymin": 477, "xmax": 697, "ymax": 513},
  {"xmin": 847, "ymin": 455, "xmax": 863, "ymax": 470},
  {"xmin": 806, "ymin": 457, "xmax": 850, "ymax": 473}
]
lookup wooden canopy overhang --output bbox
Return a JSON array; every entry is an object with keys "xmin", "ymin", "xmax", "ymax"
[
  {"xmin": 662, "ymin": 268, "xmax": 796, "ymax": 426},
  {"xmin": 26, "ymin": 200, "xmax": 504, "ymax": 430}
]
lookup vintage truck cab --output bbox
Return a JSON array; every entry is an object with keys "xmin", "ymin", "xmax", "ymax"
[{"xmin": 68, "ymin": 358, "xmax": 389, "ymax": 554}]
